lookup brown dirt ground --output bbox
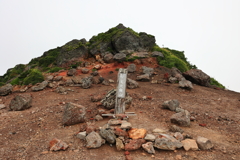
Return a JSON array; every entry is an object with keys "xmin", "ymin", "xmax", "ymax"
[{"xmin": 0, "ymin": 58, "xmax": 240, "ymax": 160}]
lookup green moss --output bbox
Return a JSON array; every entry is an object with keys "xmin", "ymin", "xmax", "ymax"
[
  {"xmin": 22, "ymin": 69, "xmax": 44, "ymax": 85},
  {"xmin": 210, "ymin": 78, "xmax": 225, "ymax": 89},
  {"xmin": 47, "ymin": 67, "xmax": 63, "ymax": 73}
]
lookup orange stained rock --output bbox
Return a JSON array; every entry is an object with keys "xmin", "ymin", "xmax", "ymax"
[{"xmin": 128, "ymin": 128, "xmax": 147, "ymax": 140}]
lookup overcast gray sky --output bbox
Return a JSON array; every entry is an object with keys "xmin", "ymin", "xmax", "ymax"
[{"xmin": 0, "ymin": 0, "xmax": 240, "ymax": 92}]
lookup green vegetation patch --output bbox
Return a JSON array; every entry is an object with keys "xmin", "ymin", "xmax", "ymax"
[
  {"xmin": 47, "ymin": 67, "xmax": 63, "ymax": 73},
  {"xmin": 2, "ymin": 64, "xmax": 26, "ymax": 83},
  {"xmin": 210, "ymin": 78, "xmax": 225, "ymax": 89}
]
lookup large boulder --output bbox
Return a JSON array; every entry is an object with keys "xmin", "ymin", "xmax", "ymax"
[
  {"xmin": 170, "ymin": 110, "xmax": 191, "ymax": 127},
  {"xmin": 62, "ymin": 102, "xmax": 86, "ymax": 126},
  {"xmin": 142, "ymin": 142, "xmax": 155, "ymax": 154},
  {"xmin": 125, "ymin": 139, "xmax": 146, "ymax": 151},
  {"xmin": 127, "ymin": 64, "xmax": 136, "ymax": 73},
  {"xmin": 136, "ymin": 74, "xmax": 150, "ymax": 82},
  {"xmin": 99, "ymin": 128, "xmax": 116, "ymax": 144},
  {"xmin": 103, "ymin": 53, "xmax": 114, "ymax": 63},
  {"xmin": 179, "ymin": 80, "xmax": 193, "ymax": 89},
  {"xmin": 141, "ymin": 66, "xmax": 154, "ymax": 76},
  {"xmin": 154, "ymin": 134, "xmax": 183, "ymax": 150},
  {"xmin": 196, "ymin": 136, "xmax": 214, "ymax": 150},
  {"xmin": 183, "ymin": 69, "xmax": 210, "ymax": 87},
  {"xmin": 0, "ymin": 84, "xmax": 12, "ymax": 96},
  {"xmin": 67, "ymin": 69, "xmax": 77, "ymax": 76},
  {"xmin": 56, "ymin": 39, "xmax": 88, "ymax": 66},
  {"xmin": 31, "ymin": 81, "xmax": 48, "ymax": 91},
  {"xmin": 113, "ymin": 53, "xmax": 126, "ymax": 62},
  {"xmin": 171, "ymin": 67, "xmax": 185, "ymax": 81},
  {"xmin": 139, "ymin": 32, "xmax": 156, "ymax": 50},
  {"xmin": 101, "ymin": 89, "xmax": 132, "ymax": 110},
  {"xmin": 9, "ymin": 94, "xmax": 32, "ymax": 111},
  {"xmin": 162, "ymin": 99, "xmax": 180, "ymax": 111}
]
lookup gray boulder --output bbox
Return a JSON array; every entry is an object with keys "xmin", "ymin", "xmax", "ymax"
[
  {"xmin": 141, "ymin": 66, "xmax": 154, "ymax": 76},
  {"xmin": 144, "ymin": 134, "xmax": 156, "ymax": 142},
  {"xmin": 171, "ymin": 67, "xmax": 185, "ymax": 81},
  {"xmin": 136, "ymin": 74, "xmax": 150, "ymax": 81},
  {"xmin": 154, "ymin": 134, "xmax": 183, "ymax": 150},
  {"xmin": 100, "ymin": 129, "xmax": 116, "ymax": 144},
  {"xmin": 169, "ymin": 125, "xmax": 184, "ymax": 133},
  {"xmin": 127, "ymin": 64, "xmax": 136, "ymax": 73},
  {"xmin": 56, "ymin": 86, "xmax": 67, "ymax": 94},
  {"xmin": 179, "ymin": 80, "xmax": 193, "ymax": 89},
  {"xmin": 81, "ymin": 68, "xmax": 89, "ymax": 74},
  {"xmin": 76, "ymin": 131, "xmax": 86, "ymax": 140},
  {"xmin": 183, "ymin": 69, "xmax": 210, "ymax": 87},
  {"xmin": 62, "ymin": 102, "xmax": 86, "ymax": 126},
  {"xmin": 162, "ymin": 99, "xmax": 180, "ymax": 111},
  {"xmin": 0, "ymin": 84, "xmax": 12, "ymax": 96},
  {"xmin": 86, "ymin": 131, "xmax": 105, "ymax": 149},
  {"xmin": 139, "ymin": 32, "xmax": 156, "ymax": 50},
  {"xmin": 53, "ymin": 76, "xmax": 63, "ymax": 81},
  {"xmin": 81, "ymin": 76, "xmax": 93, "ymax": 89},
  {"xmin": 168, "ymin": 77, "xmax": 178, "ymax": 83},
  {"xmin": 45, "ymin": 75, "xmax": 54, "ymax": 81},
  {"xmin": 170, "ymin": 110, "xmax": 191, "ymax": 127},
  {"xmin": 31, "ymin": 81, "xmax": 48, "ymax": 91},
  {"xmin": 113, "ymin": 53, "xmax": 126, "ymax": 62},
  {"xmin": 127, "ymin": 78, "xmax": 139, "ymax": 89},
  {"xmin": 101, "ymin": 89, "xmax": 132, "ymax": 109},
  {"xmin": 67, "ymin": 69, "xmax": 77, "ymax": 76},
  {"xmin": 103, "ymin": 53, "xmax": 114, "ymax": 63},
  {"xmin": 152, "ymin": 51, "xmax": 164, "ymax": 57},
  {"xmin": 9, "ymin": 94, "xmax": 32, "ymax": 111}
]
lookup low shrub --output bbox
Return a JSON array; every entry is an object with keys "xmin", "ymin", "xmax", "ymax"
[
  {"xmin": 22, "ymin": 69, "xmax": 44, "ymax": 85},
  {"xmin": 47, "ymin": 67, "xmax": 62, "ymax": 73},
  {"xmin": 210, "ymin": 78, "xmax": 225, "ymax": 89}
]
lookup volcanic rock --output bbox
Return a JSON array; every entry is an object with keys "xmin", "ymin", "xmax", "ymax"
[
  {"xmin": 81, "ymin": 68, "xmax": 89, "ymax": 74},
  {"xmin": 154, "ymin": 134, "xmax": 183, "ymax": 150},
  {"xmin": 9, "ymin": 94, "xmax": 32, "ymax": 111},
  {"xmin": 144, "ymin": 134, "xmax": 156, "ymax": 142},
  {"xmin": 181, "ymin": 139, "xmax": 198, "ymax": 151},
  {"xmin": 141, "ymin": 66, "xmax": 154, "ymax": 76},
  {"xmin": 152, "ymin": 51, "xmax": 164, "ymax": 57},
  {"xmin": 62, "ymin": 102, "xmax": 86, "ymax": 126},
  {"xmin": 127, "ymin": 64, "xmax": 136, "ymax": 73},
  {"xmin": 103, "ymin": 53, "xmax": 114, "ymax": 63},
  {"xmin": 162, "ymin": 99, "xmax": 180, "ymax": 111},
  {"xmin": 100, "ymin": 128, "xmax": 116, "ymax": 144},
  {"xmin": 169, "ymin": 125, "xmax": 184, "ymax": 133},
  {"xmin": 183, "ymin": 69, "xmax": 210, "ymax": 87},
  {"xmin": 49, "ymin": 138, "xmax": 69, "ymax": 151},
  {"xmin": 142, "ymin": 142, "xmax": 155, "ymax": 154},
  {"xmin": 81, "ymin": 76, "xmax": 92, "ymax": 89},
  {"xmin": 0, "ymin": 84, "xmax": 13, "ymax": 96},
  {"xmin": 136, "ymin": 74, "xmax": 150, "ymax": 81},
  {"xmin": 127, "ymin": 78, "xmax": 139, "ymax": 89},
  {"xmin": 113, "ymin": 53, "xmax": 126, "ymax": 62},
  {"xmin": 196, "ymin": 136, "xmax": 214, "ymax": 150},
  {"xmin": 170, "ymin": 110, "xmax": 191, "ymax": 127},
  {"xmin": 86, "ymin": 131, "xmax": 105, "ymax": 149},
  {"xmin": 125, "ymin": 139, "xmax": 146, "ymax": 151},
  {"xmin": 76, "ymin": 131, "xmax": 86, "ymax": 140},
  {"xmin": 128, "ymin": 128, "xmax": 147, "ymax": 140},
  {"xmin": 179, "ymin": 80, "xmax": 193, "ymax": 89},
  {"xmin": 116, "ymin": 138, "xmax": 125, "ymax": 150},
  {"xmin": 31, "ymin": 81, "xmax": 48, "ymax": 91}
]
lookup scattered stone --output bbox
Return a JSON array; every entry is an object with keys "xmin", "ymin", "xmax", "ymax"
[
  {"xmin": 174, "ymin": 132, "xmax": 184, "ymax": 141},
  {"xmin": 62, "ymin": 102, "xmax": 86, "ymax": 126},
  {"xmin": 67, "ymin": 68, "xmax": 77, "ymax": 76},
  {"xmin": 136, "ymin": 74, "xmax": 150, "ymax": 81},
  {"xmin": 46, "ymin": 75, "xmax": 54, "ymax": 81},
  {"xmin": 196, "ymin": 136, "xmax": 214, "ymax": 150},
  {"xmin": 76, "ymin": 131, "xmax": 86, "ymax": 140},
  {"xmin": 183, "ymin": 69, "xmax": 210, "ymax": 87},
  {"xmin": 0, "ymin": 84, "xmax": 13, "ymax": 96},
  {"xmin": 127, "ymin": 78, "xmax": 139, "ymax": 89},
  {"xmin": 154, "ymin": 134, "xmax": 183, "ymax": 150},
  {"xmin": 95, "ymin": 115, "xmax": 103, "ymax": 121},
  {"xmin": 144, "ymin": 134, "xmax": 156, "ymax": 142},
  {"xmin": 102, "ymin": 79, "xmax": 110, "ymax": 86},
  {"xmin": 86, "ymin": 131, "xmax": 105, "ymax": 149},
  {"xmin": 65, "ymin": 79, "xmax": 74, "ymax": 86},
  {"xmin": 56, "ymin": 86, "xmax": 67, "ymax": 94},
  {"xmin": 175, "ymin": 108, "xmax": 185, "ymax": 113},
  {"xmin": 116, "ymin": 137, "xmax": 125, "ymax": 150},
  {"xmin": 128, "ymin": 128, "xmax": 147, "ymax": 140},
  {"xmin": 152, "ymin": 51, "xmax": 164, "ymax": 57},
  {"xmin": 179, "ymin": 80, "xmax": 193, "ymax": 89},
  {"xmin": 169, "ymin": 125, "xmax": 184, "ymax": 133},
  {"xmin": 101, "ymin": 89, "xmax": 132, "ymax": 109},
  {"xmin": 32, "ymin": 81, "xmax": 48, "ymax": 91},
  {"xmin": 103, "ymin": 53, "xmax": 114, "ymax": 63},
  {"xmin": 171, "ymin": 67, "xmax": 185, "ymax": 81},
  {"xmin": 108, "ymin": 119, "xmax": 122, "ymax": 125},
  {"xmin": 142, "ymin": 142, "xmax": 155, "ymax": 154},
  {"xmin": 91, "ymin": 95, "xmax": 102, "ymax": 102},
  {"xmin": 190, "ymin": 116, "xmax": 196, "ymax": 121},
  {"xmin": 121, "ymin": 121, "xmax": 132, "ymax": 130},
  {"xmin": 114, "ymin": 127, "xmax": 129, "ymax": 138},
  {"xmin": 0, "ymin": 104, "xmax": 6, "ymax": 110},
  {"xmin": 94, "ymin": 64, "xmax": 102, "ymax": 70},
  {"xmin": 81, "ymin": 68, "xmax": 89, "ymax": 74},
  {"xmin": 81, "ymin": 76, "xmax": 92, "ymax": 89},
  {"xmin": 109, "ymin": 79, "xmax": 114, "ymax": 83},
  {"xmin": 91, "ymin": 71, "xmax": 99, "ymax": 76},
  {"xmin": 48, "ymin": 82, "xmax": 57, "ymax": 88},
  {"xmin": 100, "ymin": 128, "xmax": 116, "ymax": 144},
  {"xmin": 169, "ymin": 77, "xmax": 178, "ymax": 83},
  {"xmin": 53, "ymin": 76, "xmax": 62, "ymax": 81},
  {"xmin": 141, "ymin": 66, "xmax": 154, "ymax": 76},
  {"xmin": 152, "ymin": 128, "xmax": 167, "ymax": 134},
  {"xmin": 113, "ymin": 53, "xmax": 126, "ymax": 62},
  {"xmin": 127, "ymin": 64, "xmax": 136, "ymax": 73},
  {"xmin": 125, "ymin": 139, "xmax": 146, "ymax": 151},
  {"xmin": 9, "ymin": 94, "xmax": 32, "ymax": 111},
  {"xmin": 181, "ymin": 139, "xmax": 198, "ymax": 151},
  {"xmin": 162, "ymin": 99, "xmax": 180, "ymax": 111},
  {"xmin": 49, "ymin": 138, "xmax": 69, "ymax": 151},
  {"xmin": 170, "ymin": 110, "xmax": 191, "ymax": 127}
]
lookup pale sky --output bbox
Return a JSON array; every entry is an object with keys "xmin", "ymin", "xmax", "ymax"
[{"xmin": 0, "ymin": 0, "xmax": 240, "ymax": 92}]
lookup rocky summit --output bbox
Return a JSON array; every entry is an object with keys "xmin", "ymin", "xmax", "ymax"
[{"xmin": 0, "ymin": 24, "xmax": 239, "ymax": 160}]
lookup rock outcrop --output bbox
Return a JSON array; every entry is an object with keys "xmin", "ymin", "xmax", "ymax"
[{"xmin": 183, "ymin": 69, "xmax": 210, "ymax": 87}]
